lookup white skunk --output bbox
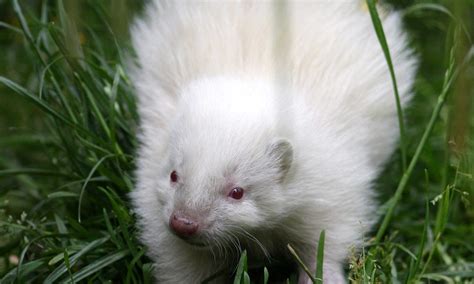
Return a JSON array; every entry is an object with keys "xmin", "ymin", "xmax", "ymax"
[{"xmin": 130, "ymin": 1, "xmax": 416, "ymax": 283}]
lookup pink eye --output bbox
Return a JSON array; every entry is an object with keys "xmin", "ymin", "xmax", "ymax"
[
  {"xmin": 170, "ymin": 171, "xmax": 178, "ymax": 183},
  {"xmin": 228, "ymin": 187, "xmax": 244, "ymax": 200}
]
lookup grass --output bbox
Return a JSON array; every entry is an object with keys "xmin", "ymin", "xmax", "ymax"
[{"xmin": 0, "ymin": 0, "xmax": 473, "ymax": 283}]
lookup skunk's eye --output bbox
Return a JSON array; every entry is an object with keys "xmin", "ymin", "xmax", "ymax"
[
  {"xmin": 170, "ymin": 171, "xmax": 178, "ymax": 183},
  {"xmin": 228, "ymin": 187, "xmax": 244, "ymax": 200}
]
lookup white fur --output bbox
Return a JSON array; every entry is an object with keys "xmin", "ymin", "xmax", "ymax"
[{"xmin": 130, "ymin": 1, "xmax": 416, "ymax": 283}]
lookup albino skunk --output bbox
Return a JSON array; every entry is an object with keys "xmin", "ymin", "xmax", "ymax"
[{"xmin": 130, "ymin": 1, "xmax": 416, "ymax": 283}]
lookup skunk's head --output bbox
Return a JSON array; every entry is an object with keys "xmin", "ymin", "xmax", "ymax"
[{"xmin": 157, "ymin": 77, "xmax": 293, "ymax": 249}]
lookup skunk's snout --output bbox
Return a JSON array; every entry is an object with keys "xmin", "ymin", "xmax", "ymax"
[{"xmin": 169, "ymin": 212, "xmax": 199, "ymax": 238}]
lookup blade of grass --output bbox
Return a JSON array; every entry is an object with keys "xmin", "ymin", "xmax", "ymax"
[
  {"xmin": 37, "ymin": 0, "xmax": 50, "ymax": 50},
  {"xmin": 0, "ymin": 21, "xmax": 23, "ymax": 34},
  {"xmin": 63, "ymin": 248, "xmax": 74, "ymax": 283},
  {"xmin": 44, "ymin": 236, "xmax": 109, "ymax": 283},
  {"xmin": 125, "ymin": 248, "xmax": 145, "ymax": 283},
  {"xmin": 103, "ymin": 208, "xmax": 121, "ymax": 248},
  {"xmin": 13, "ymin": 0, "xmax": 78, "ymax": 123},
  {"xmin": 54, "ymin": 214, "xmax": 69, "ymax": 235},
  {"xmin": 12, "ymin": 0, "xmax": 42, "ymax": 63},
  {"xmin": 403, "ymin": 4, "xmax": 472, "ymax": 44},
  {"xmin": 98, "ymin": 187, "xmax": 141, "ymax": 264},
  {"xmin": 243, "ymin": 272, "xmax": 251, "ymax": 284},
  {"xmin": 407, "ymin": 201, "xmax": 429, "ymax": 282},
  {"xmin": 315, "ymin": 230, "xmax": 325, "ymax": 284},
  {"xmin": 0, "ymin": 76, "xmax": 77, "ymax": 128},
  {"xmin": 78, "ymin": 154, "xmax": 115, "ymax": 223},
  {"xmin": 0, "ymin": 168, "xmax": 73, "ymax": 178},
  {"xmin": 366, "ymin": 0, "xmax": 407, "ymax": 171},
  {"xmin": 142, "ymin": 263, "xmax": 154, "ymax": 284},
  {"xmin": 392, "ymin": 243, "xmax": 417, "ymax": 261},
  {"xmin": 78, "ymin": 78, "xmax": 112, "ymax": 139},
  {"xmin": 61, "ymin": 249, "xmax": 129, "ymax": 283},
  {"xmin": 16, "ymin": 234, "xmax": 70, "ymax": 281},
  {"xmin": 233, "ymin": 250, "xmax": 248, "ymax": 284},
  {"xmin": 287, "ymin": 244, "xmax": 316, "ymax": 283},
  {"xmin": 1, "ymin": 259, "xmax": 46, "ymax": 283},
  {"xmin": 48, "ymin": 251, "xmax": 77, "ymax": 267},
  {"xmin": 419, "ymin": 186, "xmax": 453, "ymax": 278},
  {"xmin": 374, "ymin": 40, "xmax": 458, "ymax": 243},
  {"xmin": 38, "ymin": 54, "xmax": 65, "ymax": 100},
  {"xmin": 263, "ymin": 267, "xmax": 269, "ymax": 284}
]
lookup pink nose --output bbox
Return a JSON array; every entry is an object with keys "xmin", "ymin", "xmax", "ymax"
[{"xmin": 169, "ymin": 213, "xmax": 199, "ymax": 238}]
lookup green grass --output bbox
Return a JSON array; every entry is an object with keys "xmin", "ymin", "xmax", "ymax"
[{"xmin": 1, "ymin": 0, "xmax": 473, "ymax": 283}]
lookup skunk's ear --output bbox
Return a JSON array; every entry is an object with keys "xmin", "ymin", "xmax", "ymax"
[{"xmin": 266, "ymin": 138, "xmax": 293, "ymax": 182}]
